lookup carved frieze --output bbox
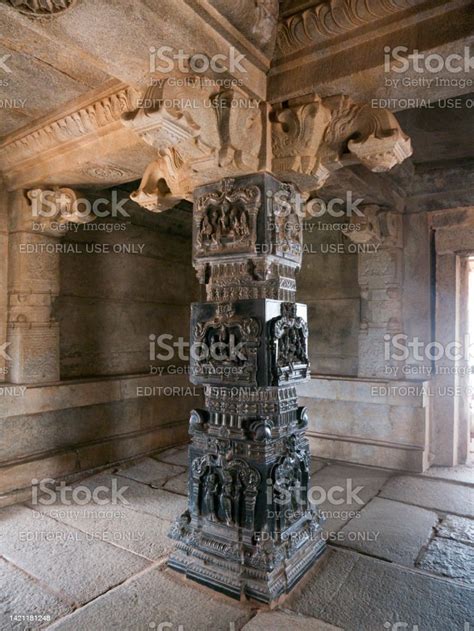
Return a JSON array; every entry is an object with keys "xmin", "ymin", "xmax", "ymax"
[
  {"xmin": 0, "ymin": 87, "xmax": 139, "ymax": 171},
  {"xmin": 191, "ymin": 454, "xmax": 260, "ymax": 529},
  {"xmin": 270, "ymin": 183, "xmax": 303, "ymax": 261},
  {"xmin": 276, "ymin": 0, "xmax": 426, "ymax": 56}
]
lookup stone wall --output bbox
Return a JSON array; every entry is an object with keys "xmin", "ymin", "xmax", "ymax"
[
  {"xmin": 298, "ymin": 376, "xmax": 430, "ymax": 472},
  {"xmin": 0, "ymin": 374, "xmax": 199, "ymax": 506},
  {"xmin": 56, "ymin": 211, "xmax": 196, "ymax": 378},
  {"xmin": 298, "ymin": 216, "xmax": 360, "ymax": 376},
  {"xmin": 0, "ymin": 199, "xmax": 201, "ymax": 505}
]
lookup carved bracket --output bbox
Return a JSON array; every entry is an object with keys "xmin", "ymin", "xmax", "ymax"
[{"xmin": 271, "ymin": 94, "xmax": 412, "ymax": 191}]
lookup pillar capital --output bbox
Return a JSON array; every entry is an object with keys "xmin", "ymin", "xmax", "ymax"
[
  {"xmin": 271, "ymin": 94, "xmax": 412, "ymax": 191},
  {"xmin": 128, "ymin": 88, "xmax": 412, "ymax": 213},
  {"xmin": 342, "ymin": 204, "xmax": 403, "ymax": 249}
]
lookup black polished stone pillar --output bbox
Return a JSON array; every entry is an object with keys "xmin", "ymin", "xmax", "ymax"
[{"xmin": 168, "ymin": 173, "xmax": 325, "ymax": 604}]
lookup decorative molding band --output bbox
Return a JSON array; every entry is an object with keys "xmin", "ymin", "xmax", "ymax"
[
  {"xmin": 0, "ymin": 86, "xmax": 139, "ymax": 170},
  {"xmin": 275, "ymin": 0, "xmax": 426, "ymax": 56},
  {"xmin": 8, "ymin": 0, "xmax": 77, "ymax": 17}
]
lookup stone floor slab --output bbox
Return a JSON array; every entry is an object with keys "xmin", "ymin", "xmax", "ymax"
[
  {"xmin": 310, "ymin": 458, "xmax": 328, "ymax": 476},
  {"xmin": 115, "ymin": 457, "xmax": 186, "ymax": 487},
  {"xmin": 311, "ymin": 464, "xmax": 392, "ymax": 536},
  {"xmin": 380, "ymin": 476, "xmax": 474, "ymax": 517},
  {"xmin": 422, "ymin": 464, "xmax": 474, "ymax": 485},
  {"xmin": 163, "ymin": 471, "xmax": 188, "ymax": 496},
  {"xmin": 286, "ymin": 548, "xmax": 474, "ymax": 631},
  {"xmin": 0, "ymin": 505, "xmax": 149, "ymax": 605},
  {"xmin": 438, "ymin": 514, "xmax": 474, "ymax": 545},
  {"xmin": 48, "ymin": 566, "xmax": 252, "ymax": 631},
  {"xmin": 152, "ymin": 446, "xmax": 189, "ymax": 467},
  {"xmin": 242, "ymin": 610, "xmax": 342, "ymax": 630},
  {"xmin": 67, "ymin": 472, "xmax": 187, "ymax": 522},
  {"xmin": 337, "ymin": 497, "xmax": 438, "ymax": 565},
  {"xmin": 417, "ymin": 537, "xmax": 474, "ymax": 585},
  {"xmin": 0, "ymin": 557, "xmax": 73, "ymax": 630},
  {"xmin": 33, "ymin": 502, "xmax": 175, "ymax": 561}
]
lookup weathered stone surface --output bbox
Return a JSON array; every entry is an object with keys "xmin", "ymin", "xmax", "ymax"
[
  {"xmin": 417, "ymin": 537, "xmax": 474, "ymax": 585},
  {"xmin": 163, "ymin": 472, "xmax": 188, "ymax": 496},
  {"xmin": 423, "ymin": 464, "xmax": 474, "ymax": 485},
  {"xmin": 115, "ymin": 457, "xmax": 185, "ymax": 488},
  {"xmin": 286, "ymin": 548, "xmax": 474, "ymax": 630},
  {"xmin": 242, "ymin": 611, "xmax": 342, "ymax": 630},
  {"xmin": 310, "ymin": 458, "xmax": 327, "ymax": 476},
  {"xmin": 380, "ymin": 476, "xmax": 474, "ymax": 518},
  {"xmin": 152, "ymin": 446, "xmax": 189, "ymax": 467},
  {"xmin": 312, "ymin": 464, "xmax": 392, "ymax": 536},
  {"xmin": 48, "ymin": 566, "xmax": 252, "ymax": 631},
  {"xmin": 63, "ymin": 472, "xmax": 188, "ymax": 523},
  {"xmin": 337, "ymin": 497, "xmax": 437, "ymax": 566},
  {"xmin": 33, "ymin": 502, "xmax": 175, "ymax": 562},
  {"xmin": 438, "ymin": 514, "xmax": 474, "ymax": 545},
  {"xmin": 0, "ymin": 557, "xmax": 73, "ymax": 630},
  {"xmin": 0, "ymin": 505, "xmax": 149, "ymax": 605}
]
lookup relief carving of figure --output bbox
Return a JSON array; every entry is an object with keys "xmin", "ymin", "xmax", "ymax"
[{"xmin": 203, "ymin": 472, "xmax": 219, "ymax": 521}]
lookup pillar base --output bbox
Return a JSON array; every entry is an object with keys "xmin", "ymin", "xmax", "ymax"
[{"xmin": 168, "ymin": 508, "xmax": 325, "ymax": 604}]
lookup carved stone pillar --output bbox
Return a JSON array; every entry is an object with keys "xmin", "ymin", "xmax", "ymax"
[
  {"xmin": 343, "ymin": 205, "xmax": 404, "ymax": 378},
  {"xmin": 7, "ymin": 187, "xmax": 91, "ymax": 383},
  {"xmin": 168, "ymin": 173, "xmax": 325, "ymax": 603},
  {"xmin": 0, "ymin": 179, "xmax": 8, "ymax": 382}
]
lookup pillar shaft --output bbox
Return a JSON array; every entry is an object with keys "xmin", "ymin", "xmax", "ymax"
[{"xmin": 168, "ymin": 173, "xmax": 325, "ymax": 604}]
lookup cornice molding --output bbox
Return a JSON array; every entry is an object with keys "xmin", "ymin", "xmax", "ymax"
[
  {"xmin": 275, "ymin": 0, "xmax": 427, "ymax": 57},
  {"xmin": 0, "ymin": 85, "xmax": 139, "ymax": 171}
]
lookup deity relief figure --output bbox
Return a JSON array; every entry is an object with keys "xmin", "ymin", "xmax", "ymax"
[
  {"xmin": 270, "ymin": 302, "xmax": 309, "ymax": 384},
  {"xmin": 194, "ymin": 178, "xmax": 260, "ymax": 257},
  {"xmin": 197, "ymin": 203, "xmax": 251, "ymax": 251},
  {"xmin": 220, "ymin": 471, "xmax": 234, "ymax": 526},
  {"xmin": 273, "ymin": 434, "xmax": 310, "ymax": 535},
  {"xmin": 203, "ymin": 472, "xmax": 219, "ymax": 521}
]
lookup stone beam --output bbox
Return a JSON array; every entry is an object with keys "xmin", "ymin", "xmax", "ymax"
[
  {"xmin": 269, "ymin": 0, "xmax": 474, "ymax": 108},
  {"xmin": 0, "ymin": 0, "xmax": 268, "ymax": 123}
]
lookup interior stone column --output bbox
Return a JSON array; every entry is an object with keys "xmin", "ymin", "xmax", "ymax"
[
  {"xmin": 7, "ymin": 187, "xmax": 90, "ymax": 383},
  {"xmin": 168, "ymin": 173, "xmax": 325, "ymax": 603},
  {"xmin": 0, "ymin": 179, "xmax": 8, "ymax": 382},
  {"xmin": 343, "ymin": 205, "xmax": 404, "ymax": 379}
]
